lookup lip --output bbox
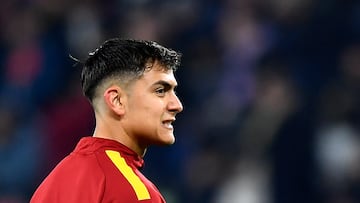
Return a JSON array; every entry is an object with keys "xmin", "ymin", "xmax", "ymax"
[{"xmin": 162, "ymin": 119, "xmax": 175, "ymax": 129}]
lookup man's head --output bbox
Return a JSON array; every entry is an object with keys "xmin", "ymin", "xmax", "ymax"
[
  {"xmin": 81, "ymin": 38, "xmax": 181, "ymax": 102},
  {"xmin": 80, "ymin": 38, "xmax": 183, "ymax": 154}
]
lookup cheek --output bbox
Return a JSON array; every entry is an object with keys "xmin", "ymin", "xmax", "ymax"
[
  {"xmin": 128, "ymin": 94, "xmax": 164, "ymax": 122},
  {"xmin": 131, "ymin": 101, "xmax": 161, "ymax": 123},
  {"xmin": 138, "ymin": 97, "xmax": 163, "ymax": 115}
]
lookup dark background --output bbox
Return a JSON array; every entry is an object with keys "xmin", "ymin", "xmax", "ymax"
[{"xmin": 0, "ymin": 0, "xmax": 359, "ymax": 202}]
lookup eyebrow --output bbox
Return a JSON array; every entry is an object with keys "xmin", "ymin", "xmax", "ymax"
[{"xmin": 152, "ymin": 80, "xmax": 177, "ymax": 89}]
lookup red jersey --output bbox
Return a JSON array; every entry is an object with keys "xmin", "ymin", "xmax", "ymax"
[{"xmin": 31, "ymin": 137, "xmax": 166, "ymax": 203}]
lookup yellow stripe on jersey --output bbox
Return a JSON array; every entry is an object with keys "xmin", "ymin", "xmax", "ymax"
[{"xmin": 105, "ymin": 150, "xmax": 151, "ymax": 200}]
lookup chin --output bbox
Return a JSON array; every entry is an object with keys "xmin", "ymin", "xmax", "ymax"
[{"xmin": 158, "ymin": 134, "xmax": 175, "ymax": 145}]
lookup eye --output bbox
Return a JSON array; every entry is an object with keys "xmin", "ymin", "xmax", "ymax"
[{"xmin": 155, "ymin": 87, "xmax": 166, "ymax": 97}]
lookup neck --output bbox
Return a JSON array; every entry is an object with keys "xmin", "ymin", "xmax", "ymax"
[{"xmin": 93, "ymin": 117, "xmax": 147, "ymax": 157}]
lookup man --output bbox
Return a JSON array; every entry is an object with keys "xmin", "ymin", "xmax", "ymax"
[{"xmin": 31, "ymin": 38, "xmax": 183, "ymax": 202}]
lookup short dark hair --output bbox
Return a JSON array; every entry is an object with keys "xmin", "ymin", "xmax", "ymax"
[{"xmin": 80, "ymin": 38, "xmax": 182, "ymax": 101}]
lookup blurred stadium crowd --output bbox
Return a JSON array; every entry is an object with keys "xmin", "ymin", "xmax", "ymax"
[{"xmin": 0, "ymin": 0, "xmax": 359, "ymax": 202}]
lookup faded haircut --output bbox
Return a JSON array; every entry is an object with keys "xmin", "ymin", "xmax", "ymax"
[{"xmin": 80, "ymin": 38, "xmax": 182, "ymax": 101}]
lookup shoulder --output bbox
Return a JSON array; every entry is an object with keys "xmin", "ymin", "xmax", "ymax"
[
  {"xmin": 31, "ymin": 152, "xmax": 106, "ymax": 203},
  {"xmin": 52, "ymin": 151, "xmax": 106, "ymax": 180}
]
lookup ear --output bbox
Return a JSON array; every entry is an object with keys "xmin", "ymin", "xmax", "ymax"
[{"xmin": 103, "ymin": 85, "xmax": 126, "ymax": 116}]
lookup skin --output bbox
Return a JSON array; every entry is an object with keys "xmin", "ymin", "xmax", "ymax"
[{"xmin": 92, "ymin": 61, "xmax": 183, "ymax": 157}]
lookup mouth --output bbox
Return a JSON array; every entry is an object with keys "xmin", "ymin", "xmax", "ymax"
[{"xmin": 162, "ymin": 119, "xmax": 175, "ymax": 130}]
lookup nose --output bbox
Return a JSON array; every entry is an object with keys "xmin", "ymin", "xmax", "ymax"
[{"xmin": 168, "ymin": 93, "xmax": 183, "ymax": 114}]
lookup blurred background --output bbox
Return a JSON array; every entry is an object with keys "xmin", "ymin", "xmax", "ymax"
[{"xmin": 0, "ymin": 0, "xmax": 359, "ymax": 202}]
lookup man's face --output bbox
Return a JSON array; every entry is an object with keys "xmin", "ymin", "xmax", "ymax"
[{"xmin": 122, "ymin": 62, "xmax": 183, "ymax": 147}]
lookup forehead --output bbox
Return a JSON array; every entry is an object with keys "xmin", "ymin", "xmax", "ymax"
[{"xmin": 138, "ymin": 64, "xmax": 178, "ymax": 87}]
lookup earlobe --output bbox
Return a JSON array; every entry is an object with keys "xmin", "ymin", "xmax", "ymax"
[{"xmin": 104, "ymin": 86, "xmax": 125, "ymax": 116}]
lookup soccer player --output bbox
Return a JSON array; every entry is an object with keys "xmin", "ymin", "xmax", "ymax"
[{"xmin": 31, "ymin": 38, "xmax": 183, "ymax": 202}]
